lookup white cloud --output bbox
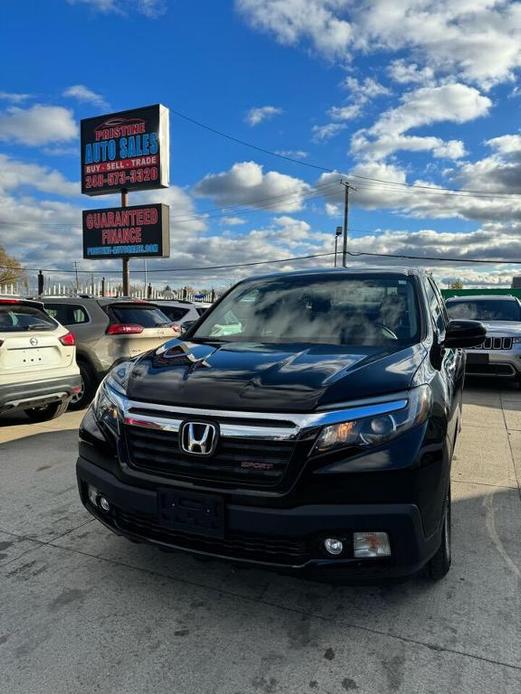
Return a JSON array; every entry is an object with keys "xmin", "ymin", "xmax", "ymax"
[
  {"xmin": 137, "ymin": 0, "xmax": 166, "ymax": 17},
  {"xmin": 0, "ymin": 154, "xmax": 79, "ymax": 197},
  {"xmin": 63, "ymin": 84, "xmax": 108, "ymax": 109},
  {"xmin": 275, "ymin": 149, "xmax": 308, "ymax": 159},
  {"xmin": 486, "ymin": 134, "xmax": 521, "ymax": 156},
  {"xmin": 456, "ymin": 133, "xmax": 521, "ymax": 194},
  {"xmin": 0, "ymin": 104, "xmax": 78, "ymax": 146},
  {"xmin": 318, "ymin": 160, "xmax": 521, "ymax": 223},
  {"xmin": 245, "ymin": 105, "xmax": 283, "ymax": 126},
  {"xmin": 2, "ymin": 155, "xmax": 520, "ymax": 288},
  {"xmin": 237, "ymin": 1, "xmax": 521, "ymax": 88},
  {"xmin": 66, "ymin": 0, "xmax": 166, "ymax": 16},
  {"xmin": 325, "ymin": 202, "xmax": 340, "ymax": 216},
  {"xmin": 236, "ymin": 0, "xmax": 352, "ymax": 58},
  {"xmin": 343, "ymin": 76, "xmax": 390, "ymax": 100},
  {"xmin": 319, "ymin": 76, "xmax": 390, "ymax": 144},
  {"xmin": 220, "ymin": 216, "xmax": 246, "ymax": 226},
  {"xmin": 0, "ymin": 92, "xmax": 31, "ymax": 104},
  {"xmin": 66, "ymin": 0, "xmax": 119, "ymax": 11},
  {"xmin": 352, "ymin": 83, "xmax": 490, "ymax": 160},
  {"xmin": 194, "ymin": 161, "xmax": 312, "ymax": 212},
  {"xmin": 387, "ymin": 60, "xmax": 435, "ymax": 86},
  {"xmin": 312, "ymin": 122, "xmax": 347, "ymax": 142},
  {"xmin": 328, "ymin": 104, "xmax": 361, "ymax": 121}
]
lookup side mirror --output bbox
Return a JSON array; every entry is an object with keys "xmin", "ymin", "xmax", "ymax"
[{"xmin": 444, "ymin": 319, "xmax": 486, "ymax": 349}]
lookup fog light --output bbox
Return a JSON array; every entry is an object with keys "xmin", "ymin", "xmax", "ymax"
[
  {"xmin": 324, "ymin": 538, "xmax": 344, "ymax": 556},
  {"xmin": 98, "ymin": 496, "xmax": 110, "ymax": 513},
  {"xmin": 87, "ymin": 484, "xmax": 99, "ymax": 506},
  {"xmin": 353, "ymin": 532, "xmax": 391, "ymax": 558}
]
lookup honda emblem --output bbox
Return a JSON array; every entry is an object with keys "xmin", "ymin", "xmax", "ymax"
[{"xmin": 180, "ymin": 421, "xmax": 218, "ymax": 456}]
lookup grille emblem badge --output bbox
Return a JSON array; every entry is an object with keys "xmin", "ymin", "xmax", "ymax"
[{"xmin": 180, "ymin": 421, "xmax": 218, "ymax": 456}]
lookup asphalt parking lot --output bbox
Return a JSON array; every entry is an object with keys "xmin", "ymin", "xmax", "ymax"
[{"xmin": 1, "ymin": 383, "xmax": 520, "ymax": 694}]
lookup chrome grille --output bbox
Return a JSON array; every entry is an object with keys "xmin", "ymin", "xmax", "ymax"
[
  {"xmin": 117, "ymin": 396, "xmax": 409, "ymax": 488},
  {"xmin": 475, "ymin": 336, "xmax": 513, "ymax": 351},
  {"xmin": 124, "ymin": 424, "xmax": 299, "ymax": 487}
]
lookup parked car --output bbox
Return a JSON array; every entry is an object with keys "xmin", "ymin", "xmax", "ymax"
[
  {"xmin": 76, "ymin": 268, "xmax": 485, "ymax": 582},
  {"xmin": 445, "ymin": 295, "xmax": 521, "ymax": 383},
  {"xmin": 43, "ymin": 297, "xmax": 177, "ymax": 410},
  {"xmin": 0, "ymin": 297, "xmax": 81, "ymax": 421},
  {"xmin": 151, "ymin": 300, "xmax": 203, "ymax": 327},
  {"xmin": 193, "ymin": 301, "xmax": 212, "ymax": 316}
]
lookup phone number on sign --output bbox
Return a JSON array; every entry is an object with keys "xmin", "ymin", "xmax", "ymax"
[{"xmin": 84, "ymin": 167, "xmax": 159, "ymax": 189}]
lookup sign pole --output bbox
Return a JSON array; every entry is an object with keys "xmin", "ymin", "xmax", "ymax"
[{"xmin": 121, "ymin": 188, "xmax": 129, "ymax": 296}]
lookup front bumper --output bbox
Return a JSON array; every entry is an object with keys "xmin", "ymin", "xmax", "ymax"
[
  {"xmin": 0, "ymin": 374, "xmax": 82, "ymax": 413},
  {"xmin": 77, "ymin": 455, "xmax": 441, "ymax": 580},
  {"xmin": 465, "ymin": 350, "xmax": 521, "ymax": 378}
]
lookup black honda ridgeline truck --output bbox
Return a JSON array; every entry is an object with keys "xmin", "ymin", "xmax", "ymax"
[{"xmin": 77, "ymin": 268, "xmax": 485, "ymax": 582}]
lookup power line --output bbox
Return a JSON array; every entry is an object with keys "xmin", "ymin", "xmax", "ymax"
[
  {"xmin": 171, "ymin": 108, "xmax": 521, "ymax": 199},
  {"xmin": 4, "ymin": 248, "xmax": 521, "ymax": 277},
  {"xmin": 347, "ymin": 250, "xmax": 521, "ymax": 265},
  {"xmin": 171, "ymin": 109, "xmax": 333, "ymax": 173},
  {"xmin": 0, "ymin": 252, "xmax": 336, "ymax": 275},
  {"xmin": 0, "ymin": 179, "xmax": 345, "ymax": 228}
]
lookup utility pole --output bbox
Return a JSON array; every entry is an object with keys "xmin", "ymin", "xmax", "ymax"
[
  {"xmin": 73, "ymin": 261, "xmax": 79, "ymax": 292},
  {"xmin": 334, "ymin": 226, "xmax": 342, "ymax": 267},
  {"xmin": 340, "ymin": 180, "xmax": 355, "ymax": 268},
  {"xmin": 121, "ymin": 189, "xmax": 129, "ymax": 296}
]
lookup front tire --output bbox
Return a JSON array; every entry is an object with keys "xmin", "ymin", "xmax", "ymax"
[
  {"xmin": 25, "ymin": 400, "xmax": 68, "ymax": 422},
  {"xmin": 427, "ymin": 487, "xmax": 452, "ymax": 580}
]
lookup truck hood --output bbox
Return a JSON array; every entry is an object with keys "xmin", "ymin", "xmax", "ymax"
[{"xmin": 126, "ymin": 340, "xmax": 427, "ymax": 412}]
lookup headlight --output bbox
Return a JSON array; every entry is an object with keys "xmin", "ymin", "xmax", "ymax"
[
  {"xmin": 512, "ymin": 337, "xmax": 521, "ymax": 344},
  {"xmin": 92, "ymin": 360, "xmax": 133, "ymax": 433},
  {"xmin": 313, "ymin": 385, "xmax": 431, "ymax": 454},
  {"xmin": 105, "ymin": 359, "xmax": 134, "ymax": 394},
  {"xmin": 93, "ymin": 386, "xmax": 120, "ymax": 434}
]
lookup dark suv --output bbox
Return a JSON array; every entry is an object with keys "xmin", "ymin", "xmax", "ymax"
[{"xmin": 76, "ymin": 269, "xmax": 484, "ymax": 582}]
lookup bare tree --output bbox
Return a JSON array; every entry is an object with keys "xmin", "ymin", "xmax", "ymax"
[{"xmin": 0, "ymin": 246, "xmax": 25, "ymax": 285}]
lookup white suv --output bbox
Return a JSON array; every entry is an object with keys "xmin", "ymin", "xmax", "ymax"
[{"xmin": 0, "ymin": 298, "xmax": 81, "ymax": 421}]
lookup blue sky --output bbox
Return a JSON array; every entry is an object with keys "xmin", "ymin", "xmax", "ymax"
[{"xmin": 1, "ymin": 0, "xmax": 520, "ymax": 288}]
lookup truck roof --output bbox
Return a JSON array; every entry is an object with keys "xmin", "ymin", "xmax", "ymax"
[{"xmin": 249, "ymin": 266, "xmax": 427, "ymax": 282}]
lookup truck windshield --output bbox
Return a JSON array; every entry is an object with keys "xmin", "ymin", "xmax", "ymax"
[
  {"xmin": 192, "ymin": 275, "xmax": 420, "ymax": 346},
  {"xmin": 447, "ymin": 299, "xmax": 521, "ymax": 322}
]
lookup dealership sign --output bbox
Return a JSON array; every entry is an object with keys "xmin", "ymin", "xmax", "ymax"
[
  {"xmin": 80, "ymin": 104, "xmax": 169, "ymax": 196},
  {"xmin": 83, "ymin": 203, "xmax": 170, "ymax": 259}
]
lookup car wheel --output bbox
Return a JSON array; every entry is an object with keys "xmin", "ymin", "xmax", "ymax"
[
  {"xmin": 427, "ymin": 486, "xmax": 452, "ymax": 581},
  {"xmin": 68, "ymin": 361, "xmax": 96, "ymax": 411},
  {"xmin": 25, "ymin": 400, "xmax": 68, "ymax": 422}
]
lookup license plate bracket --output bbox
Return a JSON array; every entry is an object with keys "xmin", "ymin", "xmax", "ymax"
[{"xmin": 158, "ymin": 489, "xmax": 225, "ymax": 538}]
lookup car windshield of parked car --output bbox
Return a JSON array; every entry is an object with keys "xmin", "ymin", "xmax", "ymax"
[
  {"xmin": 192, "ymin": 275, "xmax": 420, "ymax": 346},
  {"xmin": 0, "ymin": 305, "xmax": 58, "ymax": 332},
  {"xmin": 447, "ymin": 299, "xmax": 521, "ymax": 322}
]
